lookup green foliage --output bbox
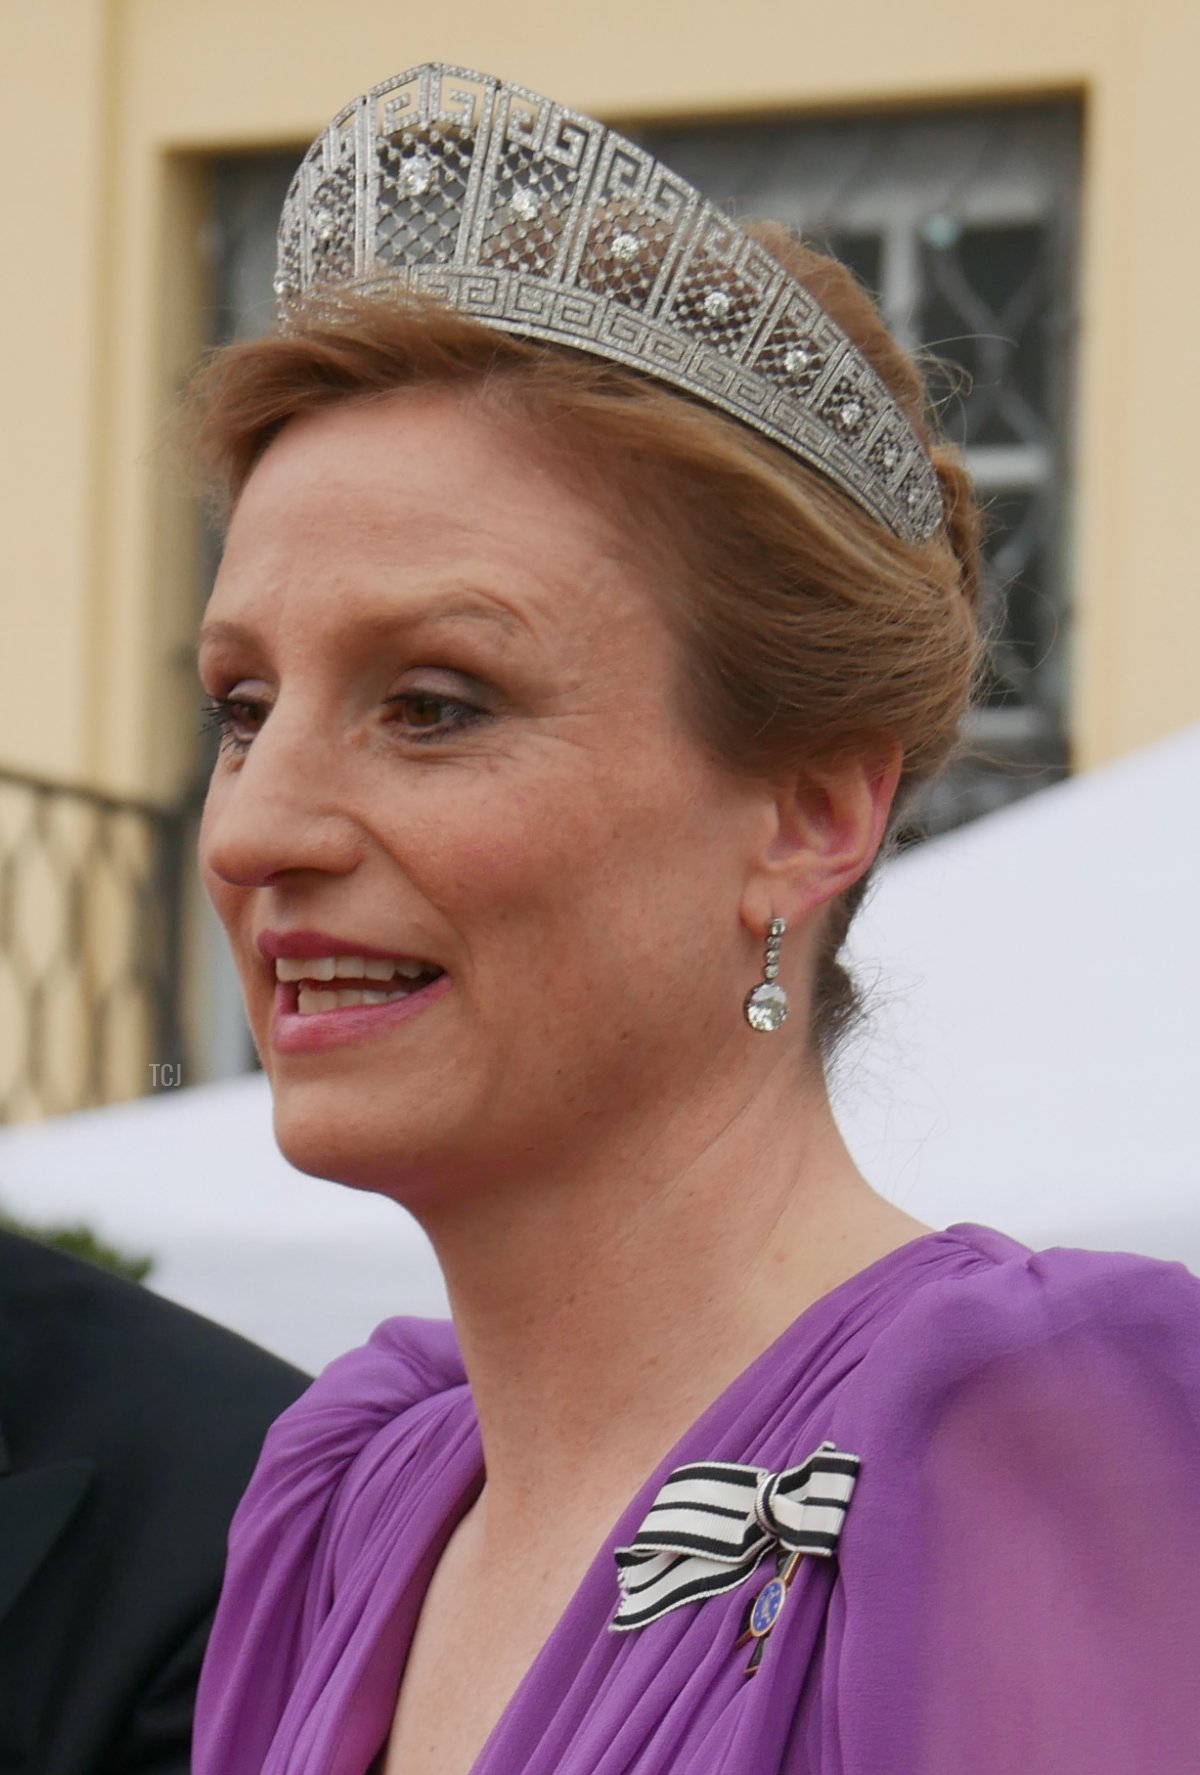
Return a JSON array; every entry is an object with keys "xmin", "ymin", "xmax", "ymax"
[{"xmin": 0, "ymin": 1204, "xmax": 154, "ymax": 1284}]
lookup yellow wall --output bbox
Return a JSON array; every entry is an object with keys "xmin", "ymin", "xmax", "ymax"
[{"xmin": 4, "ymin": 0, "xmax": 1199, "ymax": 809}]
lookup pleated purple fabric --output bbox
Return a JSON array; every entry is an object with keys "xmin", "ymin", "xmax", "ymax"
[{"xmin": 192, "ymin": 1223, "xmax": 1200, "ymax": 1773}]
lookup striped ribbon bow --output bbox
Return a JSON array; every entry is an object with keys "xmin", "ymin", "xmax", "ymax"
[{"xmin": 610, "ymin": 1440, "xmax": 861, "ymax": 1632}]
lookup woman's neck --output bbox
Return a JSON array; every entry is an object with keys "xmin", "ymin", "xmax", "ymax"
[{"xmin": 413, "ymin": 1060, "xmax": 930, "ymax": 1555}]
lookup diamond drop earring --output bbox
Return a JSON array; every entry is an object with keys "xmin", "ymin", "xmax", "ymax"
[{"xmin": 744, "ymin": 918, "xmax": 788, "ymax": 1033}]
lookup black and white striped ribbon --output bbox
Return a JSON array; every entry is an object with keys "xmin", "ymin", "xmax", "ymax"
[{"xmin": 610, "ymin": 1440, "xmax": 860, "ymax": 1632}]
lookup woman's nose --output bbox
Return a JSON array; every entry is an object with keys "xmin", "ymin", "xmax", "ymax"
[{"xmin": 200, "ymin": 710, "xmax": 363, "ymax": 889}]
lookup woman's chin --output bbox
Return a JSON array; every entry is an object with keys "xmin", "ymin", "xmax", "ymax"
[{"xmin": 267, "ymin": 1091, "xmax": 452, "ymax": 1201}]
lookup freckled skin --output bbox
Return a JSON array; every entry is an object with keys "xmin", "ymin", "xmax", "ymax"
[{"xmin": 198, "ymin": 388, "xmax": 773, "ymax": 1215}]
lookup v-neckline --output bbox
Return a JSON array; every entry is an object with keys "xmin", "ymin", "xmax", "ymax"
[{"xmin": 331, "ymin": 1222, "xmax": 1017, "ymax": 1775}]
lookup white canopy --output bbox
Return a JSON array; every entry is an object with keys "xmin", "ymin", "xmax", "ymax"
[
  {"xmin": 1, "ymin": 723, "xmax": 1196, "ymax": 1373},
  {"xmin": 835, "ymin": 720, "xmax": 1200, "ymax": 1270}
]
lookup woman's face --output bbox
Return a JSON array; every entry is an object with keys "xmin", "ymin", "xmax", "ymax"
[{"xmin": 198, "ymin": 387, "xmax": 773, "ymax": 1206}]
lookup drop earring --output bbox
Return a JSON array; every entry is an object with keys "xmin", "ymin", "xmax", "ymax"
[{"xmin": 744, "ymin": 918, "xmax": 788, "ymax": 1032}]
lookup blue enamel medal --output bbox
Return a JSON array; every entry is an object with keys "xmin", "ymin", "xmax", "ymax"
[{"xmin": 736, "ymin": 1550, "xmax": 805, "ymax": 1675}]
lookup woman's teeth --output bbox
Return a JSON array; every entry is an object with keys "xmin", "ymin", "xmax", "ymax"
[
  {"xmin": 296, "ymin": 983, "xmax": 416, "ymax": 1014},
  {"xmin": 275, "ymin": 955, "xmax": 427, "ymax": 983},
  {"xmin": 273, "ymin": 955, "xmax": 439, "ymax": 1015}
]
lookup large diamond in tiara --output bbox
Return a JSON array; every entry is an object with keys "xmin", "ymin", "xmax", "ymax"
[
  {"xmin": 397, "ymin": 153, "xmax": 435, "ymax": 196},
  {"xmin": 276, "ymin": 63, "xmax": 944, "ymax": 545}
]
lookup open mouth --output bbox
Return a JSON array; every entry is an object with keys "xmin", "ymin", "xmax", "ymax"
[{"xmin": 279, "ymin": 967, "xmax": 446, "ymax": 1016}]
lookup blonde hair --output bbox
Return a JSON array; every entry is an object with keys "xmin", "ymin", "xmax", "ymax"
[{"xmin": 186, "ymin": 219, "xmax": 983, "ymax": 1060}]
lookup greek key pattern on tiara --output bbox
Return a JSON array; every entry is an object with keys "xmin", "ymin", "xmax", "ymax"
[{"xmin": 275, "ymin": 64, "xmax": 944, "ymax": 544}]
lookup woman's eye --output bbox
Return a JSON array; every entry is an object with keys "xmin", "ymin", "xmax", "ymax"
[
  {"xmin": 198, "ymin": 696, "xmax": 262, "ymax": 753},
  {"xmin": 198, "ymin": 690, "xmax": 486, "ymax": 756},
  {"xmin": 387, "ymin": 691, "xmax": 488, "ymax": 739}
]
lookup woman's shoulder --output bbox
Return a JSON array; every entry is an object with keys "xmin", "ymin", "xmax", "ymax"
[
  {"xmin": 842, "ymin": 1221, "xmax": 1200, "ymax": 1435},
  {"xmin": 831, "ymin": 1222, "xmax": 1200, "ymax": 1604},
  {"xmin": 893, "ymin": 1220, "xmax": 1200, "ymax": 1379},
  {"xmin": 212, "ymin": 1312, "xmax": 469, "ymax": 1621},
  {"xmin": 205, "ymin": 1313, "xmax": 465, "ymax": 1570},
  {"xmin": 281, "ymin": 1311, "xmax": 466, "ymax": 1423},
  {"xmin": 829, "ymin": 1228, "xmax": 1200, "ymax": 1770},
  {"xmin": 244, "ymin": 1312, "xmax": 467, "ymax": 1497},
  {"xmin": 193, "ymin": 1316, "xmax": 469, "ymax": 1769}
]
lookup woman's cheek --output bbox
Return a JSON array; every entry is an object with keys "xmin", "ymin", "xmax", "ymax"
[
  {"xmin": 439, "ymin": 792, "xmax": 583, "ymax": 890},
  {"xmin": 454, "ymin": 834, "xmax": 536, "ymax": 877}
]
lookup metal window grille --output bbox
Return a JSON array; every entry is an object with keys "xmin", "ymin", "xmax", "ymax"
[{"xmin": 0, "ymin": 769, "xmax": 187, "ymax": 1122}]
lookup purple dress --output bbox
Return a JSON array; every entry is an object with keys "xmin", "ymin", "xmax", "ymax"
[{"xmin": 193, "ymin": 1223, "xmax": 1200, "ymax": 1772}]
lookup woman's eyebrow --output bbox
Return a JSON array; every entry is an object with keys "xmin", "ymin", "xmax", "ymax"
[{"xmin": 194, "ymin": 593, "xmax": 533, "ymax": 663}]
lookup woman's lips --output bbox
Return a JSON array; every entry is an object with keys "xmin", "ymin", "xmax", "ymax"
[{"xmin": 269, "ymin": 973, "xmax": 451, "ymax": 1054}]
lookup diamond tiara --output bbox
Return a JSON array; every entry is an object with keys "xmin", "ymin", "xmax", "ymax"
[{"xmin": 274, "ymin": 63, "xmax": 944, "ymax": 544}]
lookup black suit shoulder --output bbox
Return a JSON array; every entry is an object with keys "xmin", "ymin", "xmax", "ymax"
[
  {"xmin": 0, "ymin": 1226, "xmax": 312, "ymax": 1775},
  {"xmin": 0, "ymin": 1226, "xmax": 309, "ymax": 1468}
]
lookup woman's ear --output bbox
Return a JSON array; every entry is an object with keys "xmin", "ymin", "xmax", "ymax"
[{"xmin": 741, "ymin": 740, "xmax": 902, "ymax": 936}]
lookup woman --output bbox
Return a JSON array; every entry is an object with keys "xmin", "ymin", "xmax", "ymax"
[{"xmin": 189, "ymin": 63, "xmax": 1200, "ymax": 1775}]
